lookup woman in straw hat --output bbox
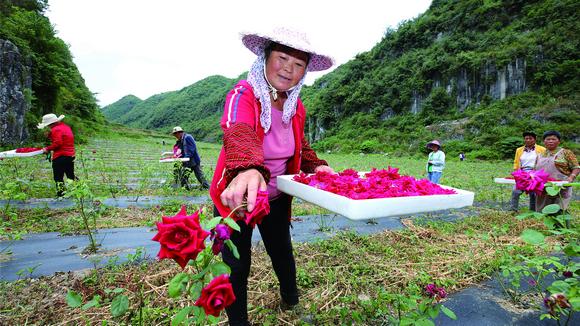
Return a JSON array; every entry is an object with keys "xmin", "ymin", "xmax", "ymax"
[
  {"xmin": 426, "ymin": 140, "xmax": 445, "ymax": 184},
  {"xmin": 210, "ymin": 27, "xmax": 334, "ymax": 324},
  {"xmin": 38, "ymin": 113, "xmax": 76, "ymax": 197}
]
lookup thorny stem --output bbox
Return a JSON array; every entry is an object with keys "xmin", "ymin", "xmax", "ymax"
[
  {"xmin": 564, "ymin": 310, "xmax": 573, "ymax": 326},
  {"xmin": 396, "ymin": 296, "xmax": 402, "ymax": 326}
]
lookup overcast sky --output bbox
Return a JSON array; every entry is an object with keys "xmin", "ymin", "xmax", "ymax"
[{"xmin": 46, "ymin": 0, "xmax": 432, "ymax": 107}]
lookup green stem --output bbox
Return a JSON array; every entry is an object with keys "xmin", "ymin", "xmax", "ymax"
[
  {"xmin": 79, "ymin": 198, "xmax": 97, "ymax": 252},
  {"xmin": 225, "ymin": 203, "xmax": 248, "ymax": 220}
]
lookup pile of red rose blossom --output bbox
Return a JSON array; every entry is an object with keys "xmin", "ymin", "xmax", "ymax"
[
  {"xmin": 15, "ymin": 147, "xmax": 43, "ymax": 153},
  {"xmin": 292, "ymin": 167, "xmax": 456, "ymax": 199},
  {"xmin": 511, "ymin": 169, "xmax": 552, "ymax": 195},
  {"xmin": 152, "ymin": 195, "xmax": 270, "ymax": 318}
]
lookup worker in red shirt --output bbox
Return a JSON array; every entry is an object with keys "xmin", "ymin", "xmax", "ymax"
[{"xmin": 38, "ymin": 113, "xmax": 76, "ymax": 197}]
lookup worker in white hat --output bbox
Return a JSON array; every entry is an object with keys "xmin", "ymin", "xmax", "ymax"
[{"xmin": 38, "ymin": 113, "xmax": 76, "ymax": 196}]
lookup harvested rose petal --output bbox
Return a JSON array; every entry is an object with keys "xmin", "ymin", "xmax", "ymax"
[
  {"xmin": 512, "ymin": 169, "xmax": 550, "ymax": 195},
  {"xmin": 293, "ymin": 167, "xmax": 456, "ymax": 200},
  {"xmin": 15, "ymin": 147, "xmax": 42, "ymax": 153}
]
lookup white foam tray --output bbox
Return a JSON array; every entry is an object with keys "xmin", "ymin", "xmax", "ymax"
[
  {"xmin": 159, "ymin": 157, "xmax": 189, "ymax": 163},
  {"xmin": 494, "ymin": 177, "xmax": 515, "ymax": 184},
  {"xmin": 0, "ymin": 149, "xmax": 44, "ymax": 158},
  {"xmin": 277, "ymin": 174, "xmax": 475, "ymax": 220},
  {"xmin": 494, "ymin": 177, "xmax": 567, "ymax": 186}
]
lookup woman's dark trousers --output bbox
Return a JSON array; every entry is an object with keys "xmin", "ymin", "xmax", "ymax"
[
  {"xmin": 52, "ymin": 156, "xmax": 76, "ymax": 197},
  {"xmin": 219, "ymin": 195, "xmax": 298, "ymax": 326}
]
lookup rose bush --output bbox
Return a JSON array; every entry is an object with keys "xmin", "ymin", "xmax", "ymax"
[
  {"xmin": 502, "ymin": 180, "xmax": 580, "ymax": 324},
  {"xmin": 152, "ymin": 205, "xmax": 242, "ymax": 323}
]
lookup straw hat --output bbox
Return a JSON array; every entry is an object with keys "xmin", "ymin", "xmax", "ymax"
[
  {"xmin": 426, "ymin": 140, "xmax": 441, "ymax": 149},
  {"xmin": 241, "ymin": 27, "xmax": 334, "ymax": 72},
  {"xmin": 171, "ymin": 126, "xmax": 184, "ymax": 134},
  {"xmin": 37, "ymin": 113, "xmax": 64, "ymax": 129}
]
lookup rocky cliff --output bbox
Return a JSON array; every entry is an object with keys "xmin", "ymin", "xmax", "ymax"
[
  {"xmin": 0, "ymin": 39, "xmax": 31, "ymax": 145},
  {"xmin": 300, "ymin": 0, "xmax": 578, "ymax": 155},
  {"xmin": 411, "ymin": 57, "xmax": 527, "ymax": 113}
]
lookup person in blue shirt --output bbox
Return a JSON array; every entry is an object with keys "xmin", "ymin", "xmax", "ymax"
[{"xmin": 172, "ymin": 126, "xmax": 210, "ymax": 190}]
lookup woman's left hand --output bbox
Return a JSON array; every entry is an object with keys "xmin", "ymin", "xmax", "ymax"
[{"xmin": 314, "ymin": 165, "xmax": 334, "ymax": 174}]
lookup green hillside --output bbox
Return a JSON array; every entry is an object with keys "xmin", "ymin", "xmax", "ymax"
[
  {"xmin": 302, "ymin": 0, "xmax": 579, "ymax": 158},
  {"xmin": 101, "ymin": 95, "xmax": 142, "ymax": 121},
  {"xmin": 103, "ymin": 0, "xmax": 579, "ymax": 159},
  {"xmin": 103, "ymin": 75, "xmax": 242, "ymax": 141},
  {"xmin": 0, "ymin": 0, "xmax": 104, "ymax": 143}
]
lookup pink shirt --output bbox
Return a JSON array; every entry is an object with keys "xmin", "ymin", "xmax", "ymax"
[{"xmin": 263, "ymin": 108, "xmax": 295, "ymax": 199}]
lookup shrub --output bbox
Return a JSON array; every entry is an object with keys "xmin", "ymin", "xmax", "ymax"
[
  {"xmin": 359, "ymin": 139, "xmax": 383, "ymax": 153},
  {"xmin": 467, "ymin": 148, "xmax": 501, "ymax": 160}
]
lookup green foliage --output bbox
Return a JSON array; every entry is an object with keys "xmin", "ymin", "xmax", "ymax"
[
  {"xmin": 0, "ymin": 0, "xmax": 103, "ymax": 145},
  {"xmin": 66, "ymin": 290, "xmax": 82, "ymax": 308},
  {"xmin": 381, "ymin": 291, "xmax": 456, "ymax": 325},
  {"xmin": 103, "ymin": 75, "xmax": 243, "ymax": 142},
  {"xmin": 300, "ymin": 0, "xmax": 579, "ymax": 154},
  {"xmin": 63, "ymin": 179, "xmax": 99, "ymax": 253},
  {"xmin": 100, "ymin": 95, "xmax": 142, "ymax": 121},
  {"xmin": 500, "ymin": 182, "xmax": 579, "ymax": 323},
  {"xmin": 422, "ymin": 87, "xmax": 453, "ymax": 116}
]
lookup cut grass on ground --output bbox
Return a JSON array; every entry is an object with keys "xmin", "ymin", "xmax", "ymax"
[{"xmin": 0, "ymin": 210, "xmax": 564, "ymax": 325}]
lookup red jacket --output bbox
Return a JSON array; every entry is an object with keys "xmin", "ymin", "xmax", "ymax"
[
  {"xmin": 45, "ymin": 122, "xmax": 75, "ymax": 160},
  {"xmin": 210, "ymin": 80, "xmax": 327, "ymax": 218}
]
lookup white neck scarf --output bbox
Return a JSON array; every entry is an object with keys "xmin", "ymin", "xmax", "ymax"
[{"xmin": 246, "ymin": 54, "xmax": 306, "ymax": 133}]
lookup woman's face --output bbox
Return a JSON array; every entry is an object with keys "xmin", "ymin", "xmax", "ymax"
[
  {"xmin": 523, "ymin": 135, "xmax": 536, "ymax": 147},
  {"xmin": 265, "ymin": 45, "xmax": 308, "ymax": 92},
  {"xmin": 543, "ymin": 135, "xmax": 560, "ymax": 150}
]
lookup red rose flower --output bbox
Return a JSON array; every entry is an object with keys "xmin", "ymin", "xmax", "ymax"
[
  {"xmin": 152, "ymin": 205, "xmax": 210, "ymax": 268},
  {"xmin": 244, "ymin": 190, "xmax": 270, "ymax": 228},
  {"xmin": 194, "ymin": 274, "xmax": 236, "ymax": 317}
]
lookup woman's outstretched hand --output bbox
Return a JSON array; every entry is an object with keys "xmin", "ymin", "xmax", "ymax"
[
  {"xmin": 221, "ymin": 168, "xmax": 267, "ymax": 216},
  {"xmin": 314, "ymin": 165, "xmax": 334, "ymax": 174}
]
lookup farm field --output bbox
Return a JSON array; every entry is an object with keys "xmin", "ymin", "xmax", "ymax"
[
  {"xmin": 0, "ymin": 134, "xmax": 577, "ymax": 325},
  {"xmin": 0, "ymin": 135, "xmax": 514, "ymax": 202}
]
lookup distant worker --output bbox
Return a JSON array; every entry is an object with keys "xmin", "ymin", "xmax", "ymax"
[
  {"xmin": 171, "ymin": 126, "xmax": 210, "ymax": 190},
  {"xmin": 535, "ymin": 131, "xmax": 578, "ymax": 212},
  {"xmin": 426, "ymin": 140, "xmax": 445, "ymax": 184},
  {"xmin": 38, "ymin": 113, "xmax": 76, "ymax": 197},
  {"xmin": 510, "ymin": 131, "xmax": 546, "ymax": 212},
  {"xmin": 459, "ymin": 152, "xmax": 465, "ymax": 161}
]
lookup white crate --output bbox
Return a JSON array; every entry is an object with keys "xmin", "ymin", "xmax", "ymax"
[{"xmin": 277, "ymin": 174, "xmax": 475, "ymax": 220}]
